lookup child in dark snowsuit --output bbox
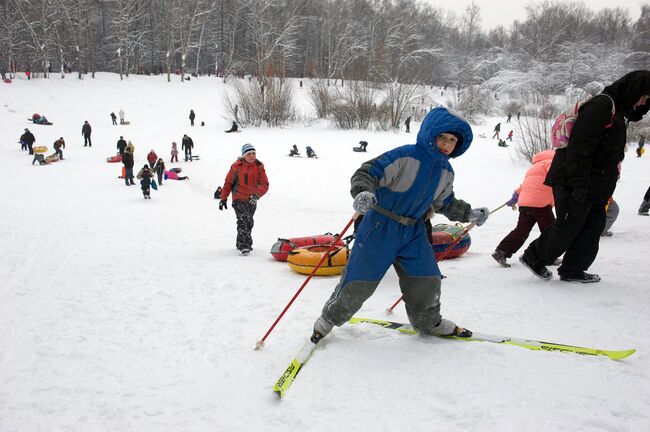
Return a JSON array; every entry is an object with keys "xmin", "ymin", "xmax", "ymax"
[
  {"xmin": 306, "ymin": 146, "xmax": 317, "ymax": 158},
  {"xmin": 137, "ymin": 165, "xmax": 153, "ymax": 199},
  {"xmin": 289, "ymin": 144, "xmax": 300, "ymax": 156}
]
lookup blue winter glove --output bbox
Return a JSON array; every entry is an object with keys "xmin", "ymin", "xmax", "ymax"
[
  {"xmin": 567, "ymin": 177, "xmax": 589, "ymax": 202},
  {"xmin": 506, "ymin": 191, "xmax": 519, "ymax": 208},
  {"xmin": 248, "ymin": 193, "xmax": 260, "ymax": 205},
  {"xmin": 219, "ymin": 199, "xmax": 228, "ymax": 210},
  {"xmin": 469, "ymin": 207, "xmax": 489, "ymax": 226},
  {"xmin": 353, "ymin": 191, "xmax": 377, "ymax": 214}
]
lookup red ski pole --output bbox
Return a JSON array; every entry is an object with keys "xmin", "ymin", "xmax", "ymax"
[
  {"xmin": 386, "ymin": 203, "xmax": 507, "ymax": 315},
  {"xmin": 255, "ymin": 212, "xmax": 360, "ymax": 350}
]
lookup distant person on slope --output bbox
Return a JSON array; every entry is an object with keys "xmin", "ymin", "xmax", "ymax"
[
  {"xmin": 116, "ymin": 136, "xmax": 127, "ymax": 155},
  {"xmin": 170, "ymin": 142, "xmax": 179, "ymax": 163},
  {"xmin": 53, "ymin": 137, "xmax": 66, "ymax": 160},
  {"xmin": 81, "ymin": 121, "xmax": 92, "ymax": 147},
  {"xmin": 225, "ymin": 121, "xmax": 238, "ymax": 133},
  {"xmin": 492, "ymin": 122, "xmax": 501, "ymax": 139},
  {"xmin": 20, "ymin": 128, "xmax": 36, "ymax": 154},
  {"xmin": 181, "ymin": 134, "xmax": 194, "ymax": 161},
  {"xmin": 122, "ymin": 148, "xmax": 135, "ymax": 186}
]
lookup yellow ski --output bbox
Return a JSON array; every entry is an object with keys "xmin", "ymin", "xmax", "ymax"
[
  {"xmin": 273, "ymin": 337, "xmax": 320, "ymax": 397},
  {"xmin": 349, "ymin": 317, "xmax": 635, "ymax": 361}
]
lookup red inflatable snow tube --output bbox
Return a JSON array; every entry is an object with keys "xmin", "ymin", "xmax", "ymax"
[
  {"xmin": 107, "ymin": 155, "xmax": 122, "ymax": 163},
  {"xmin": 270, "ymin": 234, "xmax": 345, "ymax": 262},
  {"xmin": 430, "ymin": 223, "xmax": 471, "ymax": 260}
]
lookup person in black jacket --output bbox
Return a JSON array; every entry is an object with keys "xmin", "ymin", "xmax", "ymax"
[
  {"xmin": 225, "ymin": 121, "xmax": 238, "ymax": 133},
  {"xmin": 181, "ymin": 134, "xmax": 194, "ymax": 161},
  {"xmin": 81, "ymin": 121, "xmax": 92, "ymax": 146},
  {"xmin": 122, "ymin": 149, "xmax": 135, "ymax": 186},
  {"xmin": 110, "ymin": 112, "xmax": 117, "ymax": 125},
  {"xmin": 521, "ymin": 70, "xmax": 650, "ymax": 283},
  {"xmin": 20, "ymin": 128, "xmax": 36, "ymax": 154},
  {"xmin": 116, "ymin": 136, "xmax": 127, "ymax": 155},
  {"xmin": 189, "ymin": 109, "xmax": 196, "ymax": 126}
]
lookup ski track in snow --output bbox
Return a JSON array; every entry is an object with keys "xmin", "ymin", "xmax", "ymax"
[{"xmin": 1, "ymin": 73, "xmax": 649, "ymax": 432}]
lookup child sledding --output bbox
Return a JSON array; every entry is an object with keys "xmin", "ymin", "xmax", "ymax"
[
  {"xmin": 28, "ymin": 113, "xmax": 53, "ymax": 125},
  {"xmin": 306, "ymin": 146, "xmax": 317, "ymax": 158}
]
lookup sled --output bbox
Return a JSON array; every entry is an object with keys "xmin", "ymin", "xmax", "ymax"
[
  {"xmin": 3, "ymin": 79, "xmax": 11, "ymax": 84},
  {"xmin": 270, "ymin": 234, "xmax": 346, "ymax": 262},
  {"xmin": 352, "ymin": 147, "xmax": 367, "ymax": 152},
  {"xmin": 190, "ymin": 155, "xmax": 200, "ymax": 160},
  {"xmin": 151, "ymin": 179, "xmax": 158, "ymax": 190},
  {"xmin": 107, "ymin": 155, "xmax": 122, "ymax": 163}
]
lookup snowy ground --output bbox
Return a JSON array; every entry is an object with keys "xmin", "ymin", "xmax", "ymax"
[{"xmin": 1, "ymin": 74, "xmax": 649, "ymax": 432}]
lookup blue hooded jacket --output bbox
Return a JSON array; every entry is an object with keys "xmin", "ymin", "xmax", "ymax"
[{"xmin": 351, "ymin": 107, "xmax": 473, "ymax": 221}]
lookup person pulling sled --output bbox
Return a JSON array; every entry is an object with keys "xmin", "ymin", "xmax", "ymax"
[{"xmin": 353, "ymin": 141, "xmax": 368, "ymax": 152}]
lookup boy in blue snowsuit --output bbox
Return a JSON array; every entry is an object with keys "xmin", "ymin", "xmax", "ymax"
[{"xmin": 313, "ymin": 108, "xmax": 490, "ymax": 340}]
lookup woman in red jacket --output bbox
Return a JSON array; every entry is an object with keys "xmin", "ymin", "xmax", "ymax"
[
  {"xmin": 218, "ymin": 143, "xmax": 269, "ymax": 255},
  {"xmin": 492, "ymin": 149, "xmax": 556, "ymax": 267}
]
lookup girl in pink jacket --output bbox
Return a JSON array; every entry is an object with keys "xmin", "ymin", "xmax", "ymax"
[{"xmin": 492, "ymin": 149, "xmax": 556, "ymax": 267}]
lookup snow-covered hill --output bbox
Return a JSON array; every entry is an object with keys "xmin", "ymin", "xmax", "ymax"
[{"xmin": 1, "ymin": 74, "xmax": 649, "ymax": 432}]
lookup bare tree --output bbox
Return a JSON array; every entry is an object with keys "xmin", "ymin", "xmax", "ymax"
[
  {"xmin": 10, "ymin": 0, "xmax": 58, "ymax": 78},
  {"xmin": 109, "ymin": 0, "xmax": 147, "ymax": 79}
]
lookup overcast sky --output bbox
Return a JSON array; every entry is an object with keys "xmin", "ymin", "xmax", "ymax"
[{"xmin": 423, "ymin": 0, "xmax": 645, "ymax": 30}]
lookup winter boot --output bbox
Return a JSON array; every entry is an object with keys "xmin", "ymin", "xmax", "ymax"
[
  {"xmin": 491, "ymin": 249, "xmax": 510, "ymax": 267},
  {"xmin": 638, "ymin": 200, "xmax": 650, "ymax": 216},
  {"xmin": 427, "ymin": 318, "xmax": 472, "ymax": 338},
  {"xmin": 313, "ymin": 316, "xmax": 334, "ymax": 340},
  {"xmin": 519, "ymin": 254, "xmax": 553, "ymax": 280},
  {"xmin": 559, "ymin": 272, "xmax": 601, "ymax": 283},
  {"xmin": 240, "ymin": 248, "xmax": 251, "ymax": 256}
]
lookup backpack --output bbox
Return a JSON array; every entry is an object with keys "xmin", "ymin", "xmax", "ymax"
[{"xmin": 551, "ymin": 94, "xmax": 615, "ymax": 149}]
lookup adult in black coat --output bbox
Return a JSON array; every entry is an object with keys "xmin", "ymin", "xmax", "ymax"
[
  {"xmin": 82, "ymin": 121, "xmax": 92, "ymax": 146},
  {"xmin": 189, "ymin": 109, "xmax": 196, "ymax": 126},
  {"xmin": 20, "ymin": 128, "xmax": 36, "ymax": 154},
  {"xmin": 122, "ymin": 150, "xmax": 135, "ymax": 186},
  {"xmin": 181, "ymin": 134, "xmax": 194, "ymax": 161},
  {"xmin": 116, "ymin": 136, "xmax": 127, "ymax": 155},
  {"xmin": 522, "ymin": 70, "xmax": 650, "ymax": 283}
]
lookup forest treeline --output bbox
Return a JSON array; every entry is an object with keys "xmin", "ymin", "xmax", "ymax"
[{"xmin": 1, "ymin": 0, "xmax": 649, "ymax": 93}]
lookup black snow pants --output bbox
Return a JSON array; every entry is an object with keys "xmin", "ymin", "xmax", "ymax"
[
  {"xmin": 523, "ymin": 187, "xmax": 607, "ymax": 277},
  {"xmin": 232, "ymin": 200, "xmax": 257, "ymax": 251}
]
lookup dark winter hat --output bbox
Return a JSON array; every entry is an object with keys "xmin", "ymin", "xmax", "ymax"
[{"xmin": 242, "ymin": 143, "xmax": 256, "ymax": 156}]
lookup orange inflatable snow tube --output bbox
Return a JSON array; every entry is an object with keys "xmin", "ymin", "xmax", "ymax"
[
  {"xmin": 287, "ymin": 245, "xmax": 350, "ymax": 276},
  {"xmin": 33, "ymin": 146, "xmax": 48, "ymax": 153}
]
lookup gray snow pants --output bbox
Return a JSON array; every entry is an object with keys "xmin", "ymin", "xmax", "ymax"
[{"xmin": 321, "ymin": 260, "xmax": 443, "ymax": 333}]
